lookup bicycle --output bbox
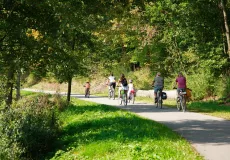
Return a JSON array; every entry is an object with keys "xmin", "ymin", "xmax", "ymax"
[
  {"xmin": 119, "ymin": 89, "xmax": 127, "ymax": 106},
  {"xmin": 108, "ymin": 85, "xmax": 115, "ymax": 100},
  {"xmin": 128, "ymin": 89, "xmax": 135, "ymax": 104},
  {"xmin": 85, "ymin": 88, "xmax": 90, "ymax": 98},
  {"xmin": 155, "ymin": 89, "xmax": 163, "ymax": 109},
  {"xmin": 177, "ymin": 89, "xmax": 187, "ymax": 112}
]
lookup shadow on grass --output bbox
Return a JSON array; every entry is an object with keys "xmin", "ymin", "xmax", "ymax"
[{"xmin": 46, "ymin": 104, "xmax": 181, "ymax": 159}]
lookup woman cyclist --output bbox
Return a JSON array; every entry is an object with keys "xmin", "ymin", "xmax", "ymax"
[{"xmin": 118, "ymin": 74, "xmax": 128, "ymax": 99}]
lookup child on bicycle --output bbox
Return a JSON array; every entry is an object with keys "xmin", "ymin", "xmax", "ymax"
[
  {"xmin": 84, "ymin": 82, "xmax": 90, "ymax": 97},
  {"xmin": 128, "ymin": 79, "xmax": 135, "ymax": 99}
]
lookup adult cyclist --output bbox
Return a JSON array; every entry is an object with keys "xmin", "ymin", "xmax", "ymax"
[
  {"xmin": 175, "ymin": 72, "xmax": 186, "ymax": 101},
  {"xmin": 152, "ymin": 72, "xmax": 164, "ymax": 103},
  {"xmin": 118, "ymin": 73, "xmax": 128, "ymax": 99},
  {"xmin": 107, "ymin": 73, "xmax": 116, "ymax": 91}
]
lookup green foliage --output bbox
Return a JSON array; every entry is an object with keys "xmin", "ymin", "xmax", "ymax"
[
  {"xmin": 0, "ymin": 95, "xmax": 60, "ymax": 159},
  {"xmin": 223, "ymin": 76, "xmax": 230, "ymax": 99}
]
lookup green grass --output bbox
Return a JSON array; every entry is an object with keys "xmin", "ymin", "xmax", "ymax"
[
  {"xmin": 188, "ymin": 101, "xmax": 230, "ymax": 120},
  {"xmin": 47, "ymin": 99, "xmax": 203, "ymax": 160}
]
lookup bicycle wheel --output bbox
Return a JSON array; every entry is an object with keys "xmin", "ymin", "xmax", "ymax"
[
  {"xmin": 108, "ymin": 89, "xmax": 111, "ymax": 99},
  {"xmin": 111, "ymin": 88, "xmax": 115, "ymax": 100},
  {"xmin": 181, "ymin": 96, "xmax": 186, "ymax": 112},
  {"xmin": 156, "ymin": 91, "xmax": 159, "ymax": 108},
  {"xmin": 122, "ymin": 93, "xmax": 127, "ymax": 106},
  {"xmin": 176, "ymin": 97, "xmax": 181, "ymax": 110},
  {"xmin": 87, "ymin": 92, "xmax": 90, "ymax": 98},
  {"xmin": 159, "ymin": 96, "xmax": 162, "ymax": 109},
  {"xmin": 131, "ymin": 93, "xmax": 135, "ymax": 104}
]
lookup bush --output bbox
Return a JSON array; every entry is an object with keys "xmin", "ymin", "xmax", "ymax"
[
  {"xmin": 186, "ymin": 69, "xmax": 224, "ymax": 100},
  {"xmin": 0, "ymin": 95, "xmax": 60, "ymax": 159}
]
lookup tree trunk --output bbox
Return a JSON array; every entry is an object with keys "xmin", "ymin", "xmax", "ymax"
[
  {"xmin": 221, "ymin": 0, "xmax": 230, "ymax": 58},
  {"xmin": 6, "ymin": 69, "xmax": 15, "ymax": 107},
  {"xmin": 16, "ymin": 70, "xmax": 21, "ymax": 100},
  {"xmin": 67, "ymin": 77, "xmax": 72, "ymax": 102}
]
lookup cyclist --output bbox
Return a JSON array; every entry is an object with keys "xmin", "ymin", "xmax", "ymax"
[
  {"xmin": 107, "ymin": 73, "xmax": 116, "ymax": 91},
  {"xmin": 152, "ymin": 72, "xmax": 164, "ymax": 103},
  {"xmin": 84, "ymin": 81, "xmax": 90, "ymax": 97},
  {"xmin": 128, "ymin": 79, "xmax": 135, "ymax": 99},
  {"xmin": 175, "ymin": 72, "xmax": 186, "ymax": 101},
  {"xmin": 118, "ymin": 73, "xmax": 128, "ymax": 99}
]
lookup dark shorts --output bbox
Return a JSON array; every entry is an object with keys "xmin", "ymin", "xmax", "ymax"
[
  {"xmin": 109, "ymin": 82, "xmax": 116, "ymax": 89},
  {"xmin": 177, "ymin": 88, "xmax": 186, "ymax": 94},
  {"xmin": 154, "ymin": 86, "xmax": 163, "ymax": 93}
]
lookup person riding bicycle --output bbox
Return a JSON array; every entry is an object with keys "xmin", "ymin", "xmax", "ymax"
[
  {"xmin": 107, "ymin": 73, "xmax": 116, "ymax": 91},
  {"xmin": 175, "ymin": 72, "xmax": 186, "ymax": 101},
  {"xmin": 118, "ymin": 74, "xmax": 128, "ymax": 99},
  {"xmin": 84, "ymin": 81, "xmax": 90, "ymax": 97},
  {"xmin": 128, "ymin": 79, "xmax": 135, "ymax": 99},
  {"xmin": 152, "ymin": 72, "xmax": 164, "ymax": 103}
]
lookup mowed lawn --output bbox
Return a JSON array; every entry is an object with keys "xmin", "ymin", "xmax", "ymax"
[{"xmin": 47, "ymin": 98, "xmax": 203, "ymax": 160}]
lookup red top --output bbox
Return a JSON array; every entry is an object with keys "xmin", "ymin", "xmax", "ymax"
[{"xmin": 176, "ymin": 76, "xmax": 186, "ymax": 88}]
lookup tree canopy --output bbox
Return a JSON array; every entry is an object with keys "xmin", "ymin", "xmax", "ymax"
[{"xmin": 1, "ymin": 0, "xmax": 230, "ymax": 104}]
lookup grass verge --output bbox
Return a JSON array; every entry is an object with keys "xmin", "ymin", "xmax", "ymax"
[{"xmin": 46, "ymin": 98, "xmax": 203, "ymax": 160}]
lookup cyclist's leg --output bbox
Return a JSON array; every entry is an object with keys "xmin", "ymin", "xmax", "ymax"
[
  {"xmin": 127, "ymin": 90, "xmax": 131, "ymax": 99},
  {"xmin": 154, "ymin": 87, "xmax": 158, "ymax": 103},
  {"xmin": 124, "ymin": 89, "xmax": 128, "ymax": 105}
]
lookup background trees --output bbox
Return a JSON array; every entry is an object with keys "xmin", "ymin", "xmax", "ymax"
[{"xmin": 1, "ymin": 0, "xmax": 230, "ymax": 104}]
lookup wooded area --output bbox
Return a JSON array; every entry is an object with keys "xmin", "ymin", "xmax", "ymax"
[{"xmin": 1, "ymin": 0, "xmax": 230, "ymax": 106}]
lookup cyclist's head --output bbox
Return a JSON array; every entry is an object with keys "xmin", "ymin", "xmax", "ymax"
[
  {"xmin": 157, "ymin": 72, "xmax": 161, "ymax": 76},
  {"xmin": 129, "ymin": 79, "xmax": 133, "ymax": 83},
  {"xmin": 110, "ymin": 73, "xmax": 113, "ymax": 76},
  {"xmin": 121, "ymin": 73, "xmax": 125, "ymax": 78},
  {"xmin": 178, "ymin": 72, "xmax": 183, "ymax": 76}
]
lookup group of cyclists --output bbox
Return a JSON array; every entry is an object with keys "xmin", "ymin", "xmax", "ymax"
[
  {"xmin": 106, "ymin": 73, "xmax": 135, "ymax": 102},
  {"xmin": 84, "ymin": 71, "xmax": 188, "ymax": 106}
]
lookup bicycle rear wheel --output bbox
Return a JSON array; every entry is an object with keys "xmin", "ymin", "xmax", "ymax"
[
  {"xmin": 176, "ymin": 97, "xmax": 181, "ymax": 111},
  {"xmin": 112, "ymin": 88, "xmax": 115, "ymax": 100},
  {"xmin": 181, "ymin": 96, "xmax": 186, "ymax": 112},
  {"xmin": 130, "ymin": 93, "xmax": 135, "ymax": 104},
  {"xmin": 122, "ymin": 93, "xmax": 127, "ymax": 106},
  {"xmin": 108, "ymin": 88, "xmax": 112, "ymax": 99},
  {"xmin": 159, "ymin": 96, "xmax": 162, "ymax": 109}
]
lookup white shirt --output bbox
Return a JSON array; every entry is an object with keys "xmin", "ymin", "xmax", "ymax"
[
  {"xmin": 108, "ymin": 76, "xmax": 115, "ymax": 82},
  {"xmin": 128, "ymin": 83, "xmax": 134, "ymax": 91}
]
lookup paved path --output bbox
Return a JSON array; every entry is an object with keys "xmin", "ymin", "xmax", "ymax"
[{"xmin": 23, "ymin": 89, "xmax": 230, "ymax": 160}]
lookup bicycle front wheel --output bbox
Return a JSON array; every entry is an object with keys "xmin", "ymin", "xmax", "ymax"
[
  {"xmin": 112, "ymin": 88, "xmax": 115, "ymax": 100},
  {"xmin": 176, "ymin": 99, "xmax": 181, "ymax": 111},
  {"xmin": 158, "ymin": 97, "xmax": 162, "ymax": 109},
  {"xmin": 131, "ymin": 93, "xmax": 135, "ymax": 104},
  {"xmin": 123, "ymin": 94, "xmax": 127, "ymax": 106},
  {"xmin": 181, "ymin": 96, "xmax": 186, "ymax": 112}
]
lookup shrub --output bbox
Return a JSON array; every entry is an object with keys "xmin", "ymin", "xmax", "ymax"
[{"xmin": 0, "ymin": 95, "xmax": 60, "ymax": 159}]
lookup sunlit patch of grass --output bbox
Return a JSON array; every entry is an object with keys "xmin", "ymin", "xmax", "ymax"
[
  {"xmin": 188, "ymin": 101, "xmax": 230, "ymax": 120},
  {"xmin": 48, "ymin": 99, "xmax": 203, "ymax": 160}
]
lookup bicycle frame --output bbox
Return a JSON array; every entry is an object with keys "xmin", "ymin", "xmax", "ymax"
[
  {"xmin": 108, "ymin": 85, "xmax": 115, "ymax": 99},
  {"xmin": 120, "ymin": 89, "xmax": 127, "ymax": 106},
  {"xmin": 85, "ymin": 88, "xmax": 90, "ymax": 98},
  {"xmin": 129, "ymin": 90, "xmax": 135, "ymax": 104},
  {"xmin": 177, "ymin": 90, "xmax": 186, "ymax": 112},
  {"xmin": 156, "ymin": 89, "xmax": 163, "ymax": 108}
]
